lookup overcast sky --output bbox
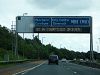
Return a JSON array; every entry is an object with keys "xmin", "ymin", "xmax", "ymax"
[{"xmin": 0, "ymin": 0, "xmax": 100, "ymax": 52}]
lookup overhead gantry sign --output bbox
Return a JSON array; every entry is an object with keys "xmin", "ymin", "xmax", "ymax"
[
  {"xmin": 16, "ymin": 16, "xmax": 94, "ymax": 62},
  {"xmin": 16, "ymin": 16, "xmax": 92, "ymax": 33}
]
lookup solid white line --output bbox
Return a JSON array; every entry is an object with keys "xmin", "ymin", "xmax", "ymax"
[{"xmin": 12, "ymin": 61, "xmax": 46, "ymax": 75}]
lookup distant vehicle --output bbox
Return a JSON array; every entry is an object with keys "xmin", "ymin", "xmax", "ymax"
[
  {"xmin": 48, "ymin": 55, "xmax": 59, "ymax": 65},
  {"xmin": 73, "ymin": 58, "xmax": 76, "ymax": 61},
  {"xmin": 61, "ymin": 58, "xmax": 67, "ymax": 62},
  {"xmin": 79, "ymin": 59, "xmax": 84, "ymax": 61}
]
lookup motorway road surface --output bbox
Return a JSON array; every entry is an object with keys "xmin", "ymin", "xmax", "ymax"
[{"xmin": 15, "ymin": 61, "xmax": 100, "ymax": 75}]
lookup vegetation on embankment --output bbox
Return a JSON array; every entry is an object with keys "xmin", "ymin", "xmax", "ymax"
[{"xmin": 0, "ymin": 25, "xmax": 100, "ymax": 62}]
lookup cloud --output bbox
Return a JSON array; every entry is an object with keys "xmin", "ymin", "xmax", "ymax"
[
  {"xmin": 92, "ymin": 0, "xmax": 100, "ymax": 10},
  {"xmin": 54, "ymin": 0, "xmax": 92, "ymax": 15},
  {"xmin": 28, "ymin": 0, "xmax": 61, "ymax": 9},
  {"xmin": 28, "ymin": 0, "xmax": 92, "ymax": 15}
]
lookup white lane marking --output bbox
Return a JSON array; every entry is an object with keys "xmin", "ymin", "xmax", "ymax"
[
  {"xmin": 12, "ymin": 61, "xmax": 46, "ymax": 75},
  {"xmin": 74, "ymin": 72, "xmax": 77, "ymax": 74}
]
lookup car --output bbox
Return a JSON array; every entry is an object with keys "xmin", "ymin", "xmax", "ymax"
[
  {"xmin": 61, "ymin": 58, "xmax": 67, "ymax": 62},
  {"xmin": 48, "ymin": 55, "xmax": 59, "ymax": 65}
]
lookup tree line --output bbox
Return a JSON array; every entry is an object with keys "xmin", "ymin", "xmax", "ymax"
[{"xmin": 0, "ymin": 25, "xmax": 100, "ymax": 61}]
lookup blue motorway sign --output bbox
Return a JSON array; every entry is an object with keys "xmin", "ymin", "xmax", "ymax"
[{"xmin": 33, "ymin": 16, "xmax": 92, "ymax": 33}]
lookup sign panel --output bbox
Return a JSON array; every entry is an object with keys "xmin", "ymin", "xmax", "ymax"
[
  {"xmin": 34, "ymin": 27, "xmax": 90, "ymax": 33},
  {"xmin": 16, "ymin": 16, "xmax": 92, "ymax": 33},
  {"xmin": 16, "ymin": 16, "xmax": 34, "ymax": 33},
  {"xmin": 33, "ymin": 16, "xmax": 92, "ymax": 33},
  {"xmin": 33, "ymin": 16, "xmax": 91, "ymax": 27}
]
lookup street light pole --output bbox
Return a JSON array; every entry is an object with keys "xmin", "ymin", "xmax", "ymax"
[
  {"xmin": 22, "ymin": 13, "xmax": 28, "ymax": 59},
  {"xmin": 23, "ymin": 13, "xmax": 28, "ymax": 16},
  {"xmin": 23, "ymin": 13, "xmax": 28, "ymax": 39}
]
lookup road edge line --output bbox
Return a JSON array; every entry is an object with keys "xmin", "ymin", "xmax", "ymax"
[{"xmin": 12, "ymin": 61, "xmax": 46, "ymax": 75}]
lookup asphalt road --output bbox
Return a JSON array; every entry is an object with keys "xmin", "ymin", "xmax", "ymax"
[
  {"xmin": 0, "ymin": 60, "xmax": 44, "ymax": 75},
  {"xmin": 15, "ymin": 61, "xmax": 100, "ymax": 75}
]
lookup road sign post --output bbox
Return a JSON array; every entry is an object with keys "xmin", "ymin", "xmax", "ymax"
[{"xmin": 90, "ymin": 18, "xmax": 94, "ymax": 62}]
